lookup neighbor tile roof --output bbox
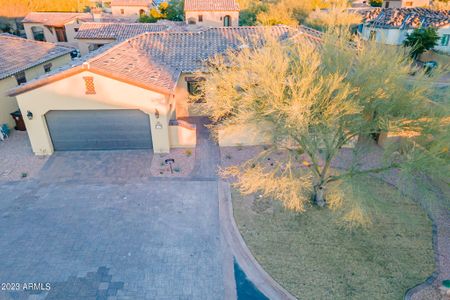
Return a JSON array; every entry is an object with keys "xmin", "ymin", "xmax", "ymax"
[
  {"xmin": 10, "ymin": 26, "xmax": 319, "ymax": 96},
  {"xmin": 184, "ymin": 0, "xmax": 239, "ymax": 11},
  {"xmin": 0, "ymin": 34, "xmax": 73, "ymax": 80},
  {"xmin": 75, "ymin": 22, "xmax": 168, "ymax": 40},
  {"xmin": 22, "ymin": 12, "xmax": 93, "ymax": 27},
  {"xmin": 362, "ymin": 8, "xmax": 450, "ymax": 29},
  {"xmin": 111, "ymin": 0, "xmax": 152, "ymax": 6}
]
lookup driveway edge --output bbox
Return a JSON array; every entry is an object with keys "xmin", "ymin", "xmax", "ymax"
[{"xmin": 218, "ymin": 181, "xmax": 297, "ymax": 300}]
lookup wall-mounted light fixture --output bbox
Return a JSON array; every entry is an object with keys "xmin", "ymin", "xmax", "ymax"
[
  {"xmin": 26, "ymin": 111, "xmax": 33, "ymax": 120},
  {"xmin": 155, "ymin": 122, "xmax": 163, "ymax": 129},
  {"xmin": 155, "ymin": 109, "xmax": 160, "ymax": 119}
]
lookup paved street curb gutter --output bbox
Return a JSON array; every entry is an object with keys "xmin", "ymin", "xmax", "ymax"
[{"xmin": 218, "ymin": 181, "xmax": 297, "ymax": 300}]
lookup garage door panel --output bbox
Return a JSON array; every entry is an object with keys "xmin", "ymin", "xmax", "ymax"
[{"xmin": 46, "ymin": 110, "xmax": 152, "ymax": 151}]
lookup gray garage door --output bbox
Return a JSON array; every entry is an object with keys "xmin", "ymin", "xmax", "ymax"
[{"xmin": 46, "ymin": 110, "xmax": 152, "ymax": 151}]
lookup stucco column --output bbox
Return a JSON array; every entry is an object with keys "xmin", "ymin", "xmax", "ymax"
[{"xmin": 149, "ymin": 113, "xmax": 170, "ymax": 153}]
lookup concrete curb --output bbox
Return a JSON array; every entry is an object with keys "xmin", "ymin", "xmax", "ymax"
[{"xmin": 218, "ymin": 180, "xmax": 297, "ymax": 300}]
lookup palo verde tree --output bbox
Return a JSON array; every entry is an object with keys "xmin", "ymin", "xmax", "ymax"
[{"xmin": 195, "ymin": 29, "xmax": 449, "ymax": 226}]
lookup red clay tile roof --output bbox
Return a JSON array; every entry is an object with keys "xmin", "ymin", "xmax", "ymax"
[
  {"xmin": 75, "ymin": 22, "xmax": 168, "ymax": 40},
  {"xmin": 362, "ymin": 8, "xmax": 450, "ymax": 29},
  {"xmin": 22, "ymin": 12, "xmax": 93, "ymax": 27},
  {"xmin": 111, "ymin": 0, "xmax": 152, "ymax": 6},
  {"xmin": 10, "ymin": 26, "xmax": 320, "ymax": 96},
  {"xmin": 0, "ymin": 34, "xmax": 73, "ymax": 80},
  {"xmin": 184, "ymin": 0, "xmax": 239, "ymax": 11}
]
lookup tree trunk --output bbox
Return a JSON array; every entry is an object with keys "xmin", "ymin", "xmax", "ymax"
[{"xmin": 313, "ymin": 184, "xmax": 326, "ymax": 207}]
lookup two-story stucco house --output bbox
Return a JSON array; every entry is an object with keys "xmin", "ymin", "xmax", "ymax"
[
  {"xmin": 0, "ymin": 34, "xmax": 72, "ymax": 129},
  {"xmin": 184, "ymin": 0, "xmax": 240, "ymax": 27},
  {"xmin": 8, "ymin": 26, "xmax": 318, "ymax": 155},
  {"xmin": 360, "ymin": 8, "xmax": 450, "ymax": 54},
  {"xmin": 111, "ymin": 0, "xmax": 153, "ymax": 17},
  {"xmin": 22, "ymin": 12, "xmax": 94, "ymax": 45},
  {"xmin": 382, "ymin": 0, "xmax": 429, "ymax": 8}
]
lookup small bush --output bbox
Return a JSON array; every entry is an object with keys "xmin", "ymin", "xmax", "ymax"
[
  {"xmin": 225, "ymin": 154, "xmax": 232, "ymax": 159},
  {"xmin": 185, "ymin": 149, "xmax": 192, "ymax": 157},
  {"xmin": 173, "ymin": 167, "xmax": 181, "ymax": 173}
]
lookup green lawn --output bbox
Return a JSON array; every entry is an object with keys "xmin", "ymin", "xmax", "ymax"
[{"xmin": 232, "ymin": 175, "xmax": 435, "ymax": 300}]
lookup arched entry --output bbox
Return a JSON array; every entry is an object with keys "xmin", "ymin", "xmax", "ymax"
[
  {"xmin": 223, "ymin": 15, "xmax": 231, "ymax": 27},
  {"xmin": 139, "ymin": 9, "xmax": 145, "ymax": 15}
]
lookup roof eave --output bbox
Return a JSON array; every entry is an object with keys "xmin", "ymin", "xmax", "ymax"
[{"xmin": 9, "ymin": 65, "xmax": 177, "ymax": 97}]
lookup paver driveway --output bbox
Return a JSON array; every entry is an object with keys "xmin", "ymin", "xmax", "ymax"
[{"xmin": 0, "ymin": 179, "xmax": 226, "ymax": 300}]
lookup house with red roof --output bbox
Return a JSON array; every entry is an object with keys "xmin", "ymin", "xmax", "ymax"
[
  {"xmin": 7, "ymin": 26, "xmax": 317, "ymax": 155},
  {"xmin": 22, "ymin": 12, "xmax": 93, "ymax": 45},
  {"xmin": 184, "ymin": 0, "xmax": 240, "ymax": 27},
  {"xmin": 360, "ymin": 8, "xmax": 450, "ymax": 53},
  {"xmin": 0, "ymin": 34, "xmax": 73, "ymax": 129},
  {"xmin": 111, "ymin": 0, "xmax": 153, "ymax": 17}
]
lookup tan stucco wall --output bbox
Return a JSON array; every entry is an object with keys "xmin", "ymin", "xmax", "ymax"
[
  {"xmin": 24, "ymin": 20, "xmax": 85, "ymax": 44},
  {"xmin": 169, "ymin": 124, "xmax": 196, "ymax": 148},
  {"xmin": 112, "ymin": 5, "xmax": 148, "ymax": 17},
  {"xmin": 218, "ymin": 122, "xmax": 273, "ymax": 147},
  {"xmin": 185, "ymin": 11, "xmax": 239, "ymax": 27},
  {"xmin": 15, "ymin": 71, "xmax": 172, "ymax": 155},
  {"xmin": 0, "ymin": 54, "xmax": 71, "ymax": 128},
  {"xmin": 77, "ymin": 38, "xmax": 116, "ymax": 55},
  {"xmin": 24, "ymin": 23, "xmax": 57, "ymax": 43},
  {"xmin": 0, "ymin": 77, "xmax": 19, "ymax": 128},
  {"xmin": 383, "ymin": 0, "xmax": 429, "ymax": 8}
]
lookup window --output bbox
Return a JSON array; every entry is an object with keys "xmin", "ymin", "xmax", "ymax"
[
  {"xmin": 74, "ymin": 28, "xmax": 79, "ymax": 32},
  {"xmin": 120, "ymin": 9, "xmax": 124, "ymax": 14},
  {"xmin": 43, "ymin": 63, "xmax": 52, "ymax": 73},
  {"xmin": 186, "ymin": 77, "xmax": 205, "ymax": 102},
  {"xmin": 55, "ymin": 27, "xmax": 67, "ymax": 42},
  {"xmin": 384, "ymin": 1, "xmax": 389, "ymax": 8},
  {"xmin": 31, "ymin": 26, "xmax": 45, "ymax": 41},
  {"xmin": 198, "ymin": 15, "xmax": 203, "ymax": 22},
  {"xmin": 441, "ymin": 34, "xmax": 449, "ymax": 46},
  {"xmin": 223, "ymin": 15, "xmax": 231, "ymax": 27},
  {"xmin": 15, "ymin": 71, "xmax": 26, "ymax": 85},
  {"xmin": 405, "ymin": 1, "xmax": 413, "ymax": 6}
]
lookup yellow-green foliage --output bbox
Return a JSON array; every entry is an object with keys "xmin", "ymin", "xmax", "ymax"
[
  {"xmin": 305, "ymin": 3, "xmax": 362, "ymax": 30},
  {"xmin": 0, "ymin": 0, "xmax": 92, "ymax": 17},
  {"xmin": 201, "ymin": 28, "xmax": 448, "ymax": 226}
]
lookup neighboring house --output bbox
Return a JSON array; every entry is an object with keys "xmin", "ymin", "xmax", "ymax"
[
  {"xmin": 9, "ymin": 26, "xmax": 316, "ymax": 155},
  {"xmin": 382, "ymin": 0, "xmax": 430, "ymax": 8},
  {"xmin": 111, "ymin": 0, "xmax": 152, "ymax": 17},
  {"xmin": 0, "ymin": 34, "xmax": 72, "ymax": 129},
  {"xmin": 184, "ymin": 0, "xmax": 240, "ymax": 27},
  {"xmin": 74, "ymin": 22, "xmax": 168, "ymax": 54},
  {"xmin": 22, "ymin": 12, "xmax": 93, "ymax": 45},
  {"xmin": 360, "ymin": 8, "xmax": 450, "ymax": 53}
]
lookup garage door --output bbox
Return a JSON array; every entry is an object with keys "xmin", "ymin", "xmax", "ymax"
[{"xmin": 46, "ymin": 110, "xmax": 152, "ymax": 151}]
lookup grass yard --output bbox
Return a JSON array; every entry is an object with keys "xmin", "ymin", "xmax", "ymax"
[{"xmin": 232, "ymin": 175, "xmax": 435, "ymax": 300}]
